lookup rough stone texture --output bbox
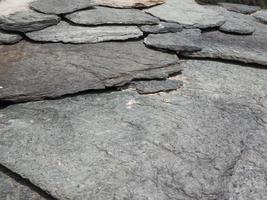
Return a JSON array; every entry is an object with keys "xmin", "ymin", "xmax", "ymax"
[
  {"xmin": 145, "ymin": 0, "xmax": 225, "ymax": 29},
  {"xmin": 0, "ymin": 60, "xmax": 266, "ymax": 200},
  {"xmin": 140, "ymin": 22, "xmax": 183, "ymax": 34},
  {"xmin": 0, "ymin": 0, "xmax": 34, "ymax": 16},
  {"xmin": 144, "ymin": 29, "xmax": 202, "ymax": 52},
  {"xmin": 253, "ymin": 10, "xmax": 267, "ymax": 24},
  {"xmin": 95, "ymin": 0, "xmax": 166, "ymax": 8},
  {"xmin": 26, "ymin": 21, "xmax": 143, "ymax": 43},
  {"xmin": 0, "ymin": 30, "xmax": 22, "ymax": 44},
  {"xmin": 65, "ymin": 6, "xmax": 159, "ymax": 26},
  {"xmin": 0, "ymin": 171, "xmax": 47, "ymax": 200},
  {"xmin": 0, "ymin": 41, "xmax": 182, "ymax": 102},
  {"xmin": 30, "ymin": 0, "xmax": 95, "ymax": 15},
  {"xmin": 134, "ymin": 79, "xmax": 183, "ymax": 94},
  {"xmin": 182, "ymin": 23, "xmax": 267, "ymax": 66},
  {"xmin": 0, "ymin": 10, "xmax": 60, "ymax": 33},
  {"xmin": 218, "ymin": 2, "xmax": 261, "ymax": 14}
]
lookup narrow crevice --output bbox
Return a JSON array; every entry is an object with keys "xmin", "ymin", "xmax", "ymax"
[{"xmin": 0, "ymin": 164, "xmax": 58, "ymax": 200}]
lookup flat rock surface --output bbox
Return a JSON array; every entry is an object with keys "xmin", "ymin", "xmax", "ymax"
[
  {"xmin": 144, "ymin": 29, "xmax": 202, "ymax": 52},
  {"xmin": 30, "ymin": 0, "xmax": 95, "ymax": 15},
  {"xmin": 145, "ymin": 0, "xmax": 225, "ymax": 28},
  {"xmin": 0, "ymin": 9, "xmax": 60, "ymax": 33},
  {"xmin": 140, "ymin": 22, "xmax": 183, "ymax": 33},
  {"xmin": 0, "ymin": 0, "xmax": 34, "ymax": 16},
  {"xmin": 253, "ymin": 10, "xmax": 267, "ymax": 24},
  {"xmin": 65, "ymin": 6, "xmax": 159, "ymax": 26},
  {"xmin": 218, "ymin": 2, "xmax": 261, "ymax": 14},
  {"xmin": 26, "ymin": 21, "xmax": 143, "ymax": 43},
  {"xmin": 0, "ymin": 30, "xmax": 22, "ymax": 44},
  {"xmin": 182, "ymin": 23, "xmax": 267, "ymax": 66},
  {"xmin": 0, "ymin": 60, "xmax": 266, "ymax": 200},
  {"xmin": 95, "ymin": 0, "xmax": 166, "ymax": 8},
  {"xmin": 0, "ymin": 41, "xmax": 181, "ymax": 102}
]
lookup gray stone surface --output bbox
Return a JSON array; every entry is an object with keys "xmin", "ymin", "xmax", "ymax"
[
  {"xmin": 253, "ymin": 10, "xmax": 267, "ymax": 24},
  {"xmin": 0, "ymin": 40, "xmax": 181, "ymax": 102},
  {"xmin": 30, "ymin": 0, "xmax": 95, "ymax": 15},
  {"xmin": 218, "ymin": 2, "xmax": 261, "ymax": 14},
  {"xmin": 182, "ymin": 23, "xmax": 267, "ymax": 66},
  {"xmin": 26, "ymin": 21, "xmax": 143, "ymax": 43},
  {"xmin": 0, "ymin": 10, "xmax": 60, "ymax": 33},
  {"xmin": 134, "ymin": 79, "xmax": 183, "ymax": 94},
  {"xmin": 65, "ymin": 6, "xmax": 159, "ymax": 26},
  {"xmin": 0, "ymin": 30, "xmax": 22, "ymax": 44},
  {"xmin": 95, "ymin": 0, "xmax": 166, "ymax": 8},
  {"xmin": 140, "ymin": 22, "xmax": 183, "ymax": 34},
  {"xmin": 145, "ymin": 0, "xmax": 225, "ymax": 29},
  {"xmin": 0, "ymin": 60, "xmax": 266, "ymax": 200},
  {"xmin": 144, "ymin": 29, "xmax": 202, "ymax": 52}
]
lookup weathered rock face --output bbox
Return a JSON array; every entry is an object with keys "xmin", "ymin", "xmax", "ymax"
[
  {"xmin": 0, "ymin": 0, "xmax": 34, "ymax": 16},
  {"xmin": 144, "ymin": 29, "xmax": 202, "ymax": 52},
  {"xmin": 218, "ymin": 2, "xmax": 261, "ymax": 14},
  {"xmin": 182, "ymin": 23, "xmax": 267, "ymax": 66},
  {"xmin": 0, "ymin": 60, "xmax": 266, "ymax": 200},
  {"xmin": 30, "ymin": 0, "xmax": 95, "ymax": 15},
  {"xmin": 65, "ymin": 6, "xmax": 159, "ymax": 26},
  {"xmin": 0, "ymin": 41, "xmax": 181, "ymax": 102},
  {"xmin": 145, "ymin": 0, "xmax": 225, "ymax": 28},
  {"xmin": 26, "ymin": 21, "xmax": 143, "ymax": 43},
  {"xmin": 95, "ymin": 0, "xmax": 166, "ymax": 8},
  {"xmin": 0, "ymin": 10, "xmax": 60, "ymax": 33},
  {"xmin": 253, "ymin": 10, "xmax": 267, "ymax": 24},
  {"xmin": 140, "ymin": 22, "xmax": 183, "ymax": 34},
  {"xmin": 0, "ymin": 30, "xmax": 22, "ymax": 44}
]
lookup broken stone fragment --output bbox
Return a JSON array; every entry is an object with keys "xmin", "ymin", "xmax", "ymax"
[
  {"xmin": 26, "ymin": 21, "xmax": 143, "ymax": 43},
  {"xmin": 182, "ymin": 23, "xmax": 267, "ymax": 66},
  {"xmin": 144, "ymin": 29, "xmax": 202, "ymax": 52},
  {"xmin": 145, "ymin": 0, "xmax": 225, "ymax": 29},
  {"xmin": 65, "ymin": 6, "xmax": 159, "ymax": 26},
  {"xmin": 95, "ymin": 0, "xmax": 166, "ymax": 8},
  {"xmin": 253, "ymin": 10, "xmax": 267, "ymax": 24},
  {"xmin": 0, "ymin": 41, "xmax": 181, "ymax": 102},
  {"xmin": 134, "ymin": 79, "xmax": 183, "ymax": 94},
  {"xmin": 140, "ymin": 22, "xmax": 183, "ymax": 34},
  {"xmin": 0, "ymin": 30, "xmax": 22, "ymax": 44},
  {"xmin": 218, "ymin": 2, "xmax": 261, "ymax": 14},
  {"xmin": 0, "ymin": 9, "xmax": 60, "ymax": 33},
  {"xmin": 30, "ymin": 0, "xmax": 95, "ymax": 15}
]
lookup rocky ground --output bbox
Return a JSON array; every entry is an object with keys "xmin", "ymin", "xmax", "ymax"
[{"xmin": 0, "ymin": 0, "xmax": 267, "ymax": 200}]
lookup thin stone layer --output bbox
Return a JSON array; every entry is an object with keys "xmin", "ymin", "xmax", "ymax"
[
  {"xmin": 0, "ymin": 60, "xmax": 266, "ymax": 200},
  {"xmin": 145, "ymin": 0, "xmax": 225, "ymax": 29},
  {"xmin": 30, "ymin": 0, "xmax": 95, "ymax": 15},
  {"xmin": 26, "ymin": 21, "xmax": 143, "ymax": 44},
  {"xmin": 95, "ymin": 0, "xmax": 166, "ymax": 8},
  {"xmin": 65, "ymin": 6, "xmax": 159, "ymax": 26},
  {"xmin": 140, "ymin": 22, "xmax": 183, "ymax": 34},
  {"xmin": 0, "ymin": 41, "xmax": 181, "ymax": 102},
  {"xmin": 0, "ymin": 30, "xmax": 22, "ymax": 44},
  {"xmin": 218, "ymin": 2, "xmax": 261, "ymax": 14}
]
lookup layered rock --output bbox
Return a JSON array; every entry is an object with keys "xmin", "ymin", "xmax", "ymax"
[
  {"xmin": 65, "ymin": 6, "xmax": 159, "ymax": 26},
  {"xmin": 253, "ymin": 10, "xmax": 267, "ymax": 24},
  {"xmin": 0, "ymin": 41, "xmax": 182, "ymax": 102},
  {"xmin": 26, "ymin": 21, "xmax": 143, "ymax": 43},
  {"xmin": 0, "ymin": 30, "xmax": 22, "ymax": 44},
  {"xmin": 218, "ymin": 2, "xmax": 261, "ymax": 14},
  {"xmin": 145, "ymin": 0, "xmax": 225, "ymax": 28},
  {"xmin": 140, "ymin": 22, "xmax": 183, "ymax": 34},
  {"xmin": 95, "ymin": 0, "xmax": 166, "ymax": 8}
]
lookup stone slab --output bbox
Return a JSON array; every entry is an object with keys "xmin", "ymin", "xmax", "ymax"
[
  {"xmin": 95, "ymin": 0, "xmax": 166, "ymax": 8},
  {"xmin": 0, "ymin": 30, "xmax": 22, "ymax": 44},
  {"xmin": 218, "ymin": 2, "xmax": 261, "ymax": 14},
  {"xmin": 140, "ymin": 22, "xmax": 183, "ymax": 34},
  {"xmin": 0, "ymin": 60, "xmax": 266, "ymax": 200},
  {"xmin": 0, "ymin": 41, "xmax": 181, "ymax": 102},
  {"xmin": 253, "ymin": 10, "xmax": 267, "ymax": 24}
]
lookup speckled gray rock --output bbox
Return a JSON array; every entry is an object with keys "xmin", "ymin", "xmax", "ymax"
[
  {"xmin": 140, "ymin": 22, "xmax": 183, "ymax": 34},
  {"xmin": 144, "ymin": 29, "xmax": 202, "ymax": 52},
  {"xmin": 145, "ymin": 0, "xmax": 225, "ymax": 28},
  {"xmin": 0, "ymin": 10, "xmax": 60, "ymax": 33},
  {"xmin": 218, "ymin": 2, "xmax": 261, "ymax": 14},
  {"xmin": 0, "ymin": 60, "xmax": 266, "ymax": 200},
  {"xmin": 182, "ymin": 23, "xmax": 267, "ymax": 66},
  {"xmin": 26, "ymin": 21, "xmax": 143, "ymax": 43},
  {"xmin": 0, "ymin": 30, "xmax": 22, "ymax": 44},
  {"xmin": 0, "ymin": 40, "xmax": 181, "ymax": 102},
  {"xmin": 253, "ymin": 10, "xmax": 267, "ymax": 24},
  {"xmin": 65, "ymin": 6, "xmax": 159, "ymax": 25},
  {"xmin": 30, "ymin": 0, "xmax": 95, "ymax": 15},
  {"xmin": 134, "ymin": 79, "xmax": 183, "ymax": 94}
]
